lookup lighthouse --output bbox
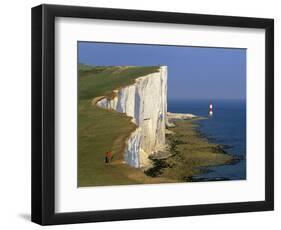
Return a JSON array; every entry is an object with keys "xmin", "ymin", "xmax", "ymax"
[{"xmin": 209, "ymin": 102, "xmax": 213, "ymax": 116}]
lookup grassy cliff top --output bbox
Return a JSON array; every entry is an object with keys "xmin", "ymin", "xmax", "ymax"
[
  {"xmin": 79, "ymin": 65, "xmax": 160, "ymax": 100},
  {"xmin": 78, "ymin": 65, "xmax": 171, "ymax": 187}
]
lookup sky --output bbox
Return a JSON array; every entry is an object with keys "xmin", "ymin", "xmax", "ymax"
[{"xmin": 78, "ymin": 42, "xmax": 246, "ymax": 100}]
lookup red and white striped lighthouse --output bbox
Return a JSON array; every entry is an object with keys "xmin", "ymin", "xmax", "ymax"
[{"xmin": 209, "ymin": 102, "xmax": 213, "ymax": 116}]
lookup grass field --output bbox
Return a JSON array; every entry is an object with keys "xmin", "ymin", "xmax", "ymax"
[{"xmin": 78, "ymin": 65, "xmax": 175, "ymax": 187}]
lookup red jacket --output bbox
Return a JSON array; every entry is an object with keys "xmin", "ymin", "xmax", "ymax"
[{"xmin": 106, "ymin": 152, "xmax": 113, "ymax": 158}]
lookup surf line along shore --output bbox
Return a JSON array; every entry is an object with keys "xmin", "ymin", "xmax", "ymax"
[{"xmin": 145, "ymin": 112, "xmax": 237, "ymax": 182}]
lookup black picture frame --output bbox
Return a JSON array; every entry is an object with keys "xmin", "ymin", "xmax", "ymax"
[{"xmin": 31, "ymin": 4, "xmax": 274, "ymax": 225}]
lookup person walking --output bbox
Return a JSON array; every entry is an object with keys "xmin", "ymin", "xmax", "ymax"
[{"xmin": 105, "ymin": 151, "xmax": 113, "ymax": 164}]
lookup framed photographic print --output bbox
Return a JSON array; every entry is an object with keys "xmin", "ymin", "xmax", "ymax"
[{"xmin": 31, "ymin": 4, "xmax": 274, "ymax": 225}]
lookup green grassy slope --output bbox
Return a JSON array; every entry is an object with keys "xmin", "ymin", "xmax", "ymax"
[{"xmin": 78, "ymin": 65, "xmax": 174, "ymax": 187}]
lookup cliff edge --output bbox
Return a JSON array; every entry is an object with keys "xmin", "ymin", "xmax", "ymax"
[{"xmin": 96, "ymin": 66, "xmax": 168, "ymax": 168}]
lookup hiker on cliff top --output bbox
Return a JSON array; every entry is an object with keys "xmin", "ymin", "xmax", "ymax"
[{"xmin": 105, "ymin": 151, "xmax": 113, "ymax": 164}]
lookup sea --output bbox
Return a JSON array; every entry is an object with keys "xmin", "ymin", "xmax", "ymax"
[{"xmin": 168, "ymin": 99, "xmax": 246, "ymax": 181}]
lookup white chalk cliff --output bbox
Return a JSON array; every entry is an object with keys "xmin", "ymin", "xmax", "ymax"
[{"xmin": 96, "ymin": 66, "xmax": 168, "ymax": 168}]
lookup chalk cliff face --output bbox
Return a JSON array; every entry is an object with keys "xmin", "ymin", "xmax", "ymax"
[{"xmin": 96, "ymin": 66, "xmax": 168, "ymax": 168}]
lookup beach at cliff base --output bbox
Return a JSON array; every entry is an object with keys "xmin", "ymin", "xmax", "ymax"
[{"xmin": 145, "ymin": 115, "xmax": 236, "ymax": 182}]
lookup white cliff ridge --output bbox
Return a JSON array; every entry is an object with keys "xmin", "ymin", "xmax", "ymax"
[{"xmin": 96, "ymin": 66, "xmax": 168, "ymax": 168}]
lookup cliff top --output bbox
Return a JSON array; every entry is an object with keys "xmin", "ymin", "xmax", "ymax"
[
  {"xmin": 78, "ymin": 65, "xmax": 169, "ymax": 187},
  {"xmin": 79, "ymin": 65, "xmax": 162, "ymax": 100}
]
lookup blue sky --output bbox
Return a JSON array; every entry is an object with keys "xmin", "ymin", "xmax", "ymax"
[{"xmin": 78, "ymin": 42, "xmax": 246, "ymax": 100}]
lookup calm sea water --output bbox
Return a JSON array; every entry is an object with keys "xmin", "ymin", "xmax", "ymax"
[{"xmin": 168, "ymin": 99, "xmax": 246, "ymax": 181}]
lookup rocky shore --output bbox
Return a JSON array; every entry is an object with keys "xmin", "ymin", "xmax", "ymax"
[{"xmin": 145, "ymin": 114, "xmax": 236, "ymax": 182}]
